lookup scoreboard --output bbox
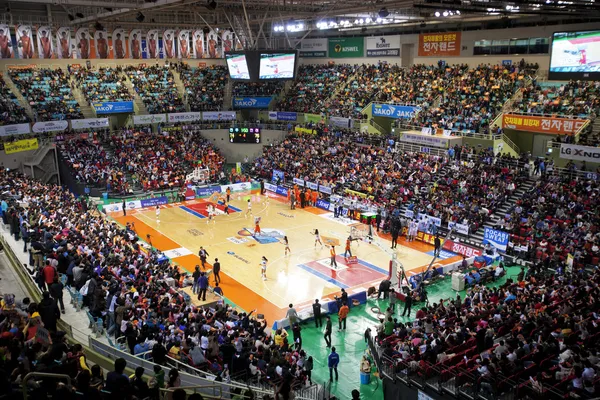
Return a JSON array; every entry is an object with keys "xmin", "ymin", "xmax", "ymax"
[{"xmin": 229, "ymin": 127, "xmax": 261, "ymax": 143}]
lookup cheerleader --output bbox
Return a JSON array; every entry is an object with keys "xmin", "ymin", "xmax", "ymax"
[
  {"xmin": 282, "ymin": 236, "xmax": 291, "ymax": 256},
  {"xmin": 408, "ymin": 219, "xmax": 418, "ymax": 242},
  {"xmin": 260, "ymin": 256, "xmax": 268, "ymax": 280},
  {"xmin": 155, "ymin": 205, "xmax": 160, "ymax": 222},
  {"xmin": 245, "ymin": 199, "xmax": 252, "ymax": 218},
  {"xmin": 313, "ymin": 228, "xmax": 323, "ymax": 248},
  {"xmin": 207, "ymin": 204, "xmax": 214, "ymax": 224}
]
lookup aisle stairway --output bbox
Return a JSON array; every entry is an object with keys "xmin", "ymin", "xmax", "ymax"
[
  {"xmin": 69, "ymin": 77, "xmax": 97, "ymax": 119},
  {"xmin": 172, "ymin": 70, "xmax": 189, "ymax": 111},
  {"xmin": 123, "ymin": 74, "xmax": 149, "ymax": 115},
  {"xmin": 222, "ymin": 79, "xmax": 233, "ymax": 111},
  {"xmin": 3, "ymin": 74, "xmax": 35, "ymax": 121}
]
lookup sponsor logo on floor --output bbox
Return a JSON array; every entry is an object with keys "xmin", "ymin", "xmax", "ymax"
[
  {"xmin": 426, "ymin": 249, "xmax": 457, "ymax": 260},
  {"xmin": 237, "ymin": 228, "xmax": 285, "ymax": 244},
  {"xmin": 318, "ymin": 212, "xmax": 359, "ymax": 226}
]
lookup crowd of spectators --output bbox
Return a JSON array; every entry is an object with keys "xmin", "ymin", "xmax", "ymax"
[
  {"xmin": 72, "ymin": 67, "xmax": 133, "ymax": 103},
  {"xmin": 377, "ymin": 263, "xmax": 600, "ymax": 398},
  {"xmin": 179, "ymin": 64, "xmax": 228, "ymax": 112},
  {"xmin": 0, "ymin": 73, "xmax": 30, "ymax": 125},
  {"xmin": 516, "ymin": 80, "xmax": 600, "ymax": 117},
  {"xmin": 126, "ymin": 66, "xmax": 185, "ymax": 114},
  {"xmin": 276, "ymin": 64, "xmax": 357, "ymax": 114},
  {"xmin": 8, "ymin": 67, "xmax": 83, "ymax": 121},
  {"xmin": 232, "ymin": 82, "xmax": 284, "ymax": 97},
  {"xmin": 58, "ymin": 127, "xmax": 226, "ymax": 193},
  {"xmin": 0, "ymin": 168, "xmax": 312, "ymax": 399}
]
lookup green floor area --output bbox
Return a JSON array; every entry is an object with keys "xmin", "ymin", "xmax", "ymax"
[{"xmin": 298, "ymin": 265, "xmax": 523, "ymax": 400}]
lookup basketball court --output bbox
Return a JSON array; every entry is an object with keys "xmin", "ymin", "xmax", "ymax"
[{"xmin": 109, "ymin": 189, "xmax": 462, "ymax": 322}]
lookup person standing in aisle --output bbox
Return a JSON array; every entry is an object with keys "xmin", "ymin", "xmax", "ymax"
[
  {"xmin": 312, "ymin": 299, "xmax": 322, "ymax": 328},
  {"xmin": 324, "ymin": 316, "xmax": 332, "ymax": 348},
  {"xmin": 402, "ymin": 290, "xmax": 413, "ymax": 317},
  {"xmin": 197, "ymin": 272, "xmax": 208, "ymax": 302},
  {"xmin": 192, "ymin": 266, "xmax": 201, "ymax": 294},
  {"xmin": 122, "ymin": 200, "xmax": 126, "ymax": 217},
  {"xmin": 286, "ymin": 303, "xmax": 299, "ymax": 326},
  {"xmin": 338, "ymin": 301, "xmax": 349, "ymax": 331},
  {"xmin": 212, "ymin": 258, "xmax": 221, "ymax": 284},
  {"xmin": 328, "ymin": 347, "xmax": 340, "ymax": 382},
  {"xmin": 49, "ymin": 275, "xmax": 65, "ymax": 314}
]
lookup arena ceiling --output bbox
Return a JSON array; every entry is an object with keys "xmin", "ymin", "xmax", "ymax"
[{"xmin": 0, "ymin": 0, "xmax": 598, "ymax": 47}]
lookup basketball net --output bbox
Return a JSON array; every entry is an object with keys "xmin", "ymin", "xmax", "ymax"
[{"xmin": 186, "ymin": 167, "xmax": 210, "ymax": 183}]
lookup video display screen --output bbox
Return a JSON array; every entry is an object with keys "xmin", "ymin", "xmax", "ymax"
[
  {"xmin": 259, "ymin": 53, "xmax": 296, "ymax": 79},
  {"xmin": 549, "ymin": 30, "xmax": 600, "ymax": 80},
  {"xmin": 226, "ymin": 53, "xmax": 250, "ymax": 80}
]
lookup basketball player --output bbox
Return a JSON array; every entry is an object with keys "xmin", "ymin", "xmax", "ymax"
[
  {"xmin": 254, "ymin": 216, "xmax": 261, "ymax": 236},
  {"xmin": 260, "ymin": 256, "xmax": 268, "ymax": 280},
  {"xmin": 330, "ymin": 246, "xmax": 338, "ymax": 269},
  {"xmin": 313, "ymin": 229, "xmax": 323, "ymax": 248},
  {"xmin": 282, "ymin": 236, "xmax": 291, "ymax": 256},
  {"xmin": 155, "ymin": 205, "xmax": 160, "ymax": 222},
  {"xmin": 223, "ymin": 201, "xmax": 229, "ymax": 215},
  {"xmin": 245, "ymin": 199, "xmax": 252, "ymax": 218},
  {"xmin": 344, "ymin": 236, "xmax": 353, "ymax": 259},
  {"xmin": 206, "ymin": 204, "xmax": 214, "ymax": 224},
  {"xmin": 226, "ymin": 187, "xmax": 231, "ymax": 202},
  {"xmin": 408, "ymin": 219, "xmax": 418, "ymax": 242}
]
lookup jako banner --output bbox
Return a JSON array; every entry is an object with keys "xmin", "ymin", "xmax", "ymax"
[
  {"xmin": 92, "ymin": 101, "xmax": 134, "ymax": 114},
  {"xmin": 372, "ymin": 103, "xmax": 420, "ymax": 119},
  {"xmin": 232, "ymin": 97, "xmax": 273, "ymax": 109},
  {"xmin": 483, "ymin": 227, "xmax": 509, "ymax": 251}
]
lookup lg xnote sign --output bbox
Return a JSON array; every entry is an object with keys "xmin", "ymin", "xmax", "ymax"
[
  {"xmin": 549, "ymin": 30, "xmax": 600, "ymax": 80},
  {"xmin": 259, "ymin": 53, "xmax": 297, "ymax": 80}
]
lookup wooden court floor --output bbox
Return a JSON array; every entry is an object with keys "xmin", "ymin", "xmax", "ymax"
[{"xmin": 110, "ymin": 190, "xmax": 461, "ymax": 322}]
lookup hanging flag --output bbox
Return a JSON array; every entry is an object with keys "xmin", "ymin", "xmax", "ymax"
[
  {"xmin": 75, "ymin": 27, "xmax": 90, "ymax": 59},
  {"xmin": 112, "ymin": 28, "xmax": 127, "ymax": 59},
  {"xmin": 192, "ymin": 30, "xmax": 204, "ymax": 59},
  {"xmin": 94, "ymin": 29, "xmax": 109, "ymax": 59},
  {"xmin": 36, "ymin": 26, "xmax": 53, "ymax": 58},
  {"xmin": 0, "ymin": 24, "xmax": 14, "ymax": 59},
  {"xmin": 178, "ymin": 30, "xmax": 191, "ymax": 58},
  {"xmin": 15, "ymin": 25, "xmax": 35, "ymax": 59},
  {"xmin": 146, "ymin": 29, "xmax": 160, "ymax": 59},
  {"xmin": 56, "ymin": 27, "xmax": 71, "ymax": 59},
  {"xmin": 163, "ymin": 29, "xmax": 176, "ymax": 58}
]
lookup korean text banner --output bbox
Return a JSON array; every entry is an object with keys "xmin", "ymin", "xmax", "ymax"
[
  {"xmin": 5, "ymin": 138, "xmax": 38, "ymax": 154},
  {"xmin": 372, "ymin": 103, "xmax": 420, "ymax": 119},
  {"xmin": 93, "ymin": 101, "xmax": 134, "ymax": 114},
  {"xmin": 559, "ymin": 143, "xmax": 600, "ymax": 163},
  {"xmin": 0, "ymin": 123, "xmax": 30, "ymax": 136},
  {"xmin": 167, "ymin": 112, "xmax": 201, "ymax": 123},
  {"xmin": 300, "ymin": 38, "xmax": 328, "ymax": 58},
  {"xmin": 134, "ymin": 114, "xmax": 167, "ymax": 125},
  {"xmin": 232, "ymin": 97, "xmax": 273, "ymax": 109},
  {"xmin": 71, "ymin": 118, "xmax": 109, "ymax": 130},
  {"xmin": 502, "ymin": 114, "xmax": 588, "ymax": 135},
  {"xmin": 366, "ymin": 35, "xmax": 400, "ymax": 57},
  {"xmin": 418, "ymin": 32, "xmax": 461, "ymax": 57},
  {"xmin": 328, "ymin": 37, "xmax": 364, "ymax": 58},
  {"xmin": 202, "ymin": 111, "xmax": 236, "ymax": 121},
  {"xmin": 483, "ymin": 227, "xmax": 509, "ymax": 252},
  {"xmin": 32, "ymin": 121, "xmax": 68, "ymax": 133}
]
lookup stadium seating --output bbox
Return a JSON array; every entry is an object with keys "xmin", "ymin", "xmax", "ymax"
[
  {"xmin": 179, "ymin": 64, "xmax": 228, "ymax": 111},
  {"xmin": 517, "ymin": 80, "xmax": 600, "ymax": 117},
  {"xmin": 8, "ymin": 67, "xmax": 83, "ymax": 121},
  {"xmin": 72, "ymin": 67, "xmax": 133, "ymax": 103},
  {"xmin": 126, "ymin": 65, "xmax": 185, "ymax": 114},
  {"xmin": 232, "ymin": 81, "xmax": 284, "ymax": 97},
  {"xmin": 0, "ymin": 73, "xmax": 30, "ymax": 125}
]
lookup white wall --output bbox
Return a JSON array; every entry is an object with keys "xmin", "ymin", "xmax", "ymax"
[
  {"xmin": 200, "ymin": 129, "xmax": 286, "ymax": 162},
  {"xmin": 0, "ymin": 147, "xmax": 37, "ymax": 170}
]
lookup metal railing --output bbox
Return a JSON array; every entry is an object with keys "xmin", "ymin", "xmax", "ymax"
[
  {"xmin": 22, "ymin": 372, "xmax": 72, "ymax": 400},
  {"xmin": 501, "ymin": 133, "xmax": 521, "ymax": 154},
  {"xmin": 370, "ymin": 118, "xmax": 387, "ymax": 134}
]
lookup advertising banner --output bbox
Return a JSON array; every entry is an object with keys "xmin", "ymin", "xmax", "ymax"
[
  {"xmin": 220, "ymin": 182, "xmax": 252, "ymax": 192},
  {"xmin": 372, "ymin": 103, "xmax": 420, "ymax": 119},
  {"xmin": 319, "ymin": 185, "xmax": 332, "ymax": 194},
  {"xmin": 316, "ymin": 199, "xmax": 332, "ymax": 211},
  {"xmin": 306, "ymin": 181, "xmax": 318, "ymax": 190},
  {"xmin": 93, "ymin": 101, "xmax": 134, "ymax": 114},
  {"xmin": 328, "ymin": 37, "xmax": 364, "ymax": 58},
  {"xmin": 163, "ymin": 29, "xmax": 176, "ymax": 58},
  {"xmin": 36, "ymin": 26, "xmax": 53, "ymax": 59},
  {"xmin": 401, "ymin": 133, "xmax": 451, "ymax": 148},
  {"xmin": 206, "ymin": 29, "xmax": 220, "ymax": 58},
  {"xmin": 483, "ymin": 227, "xmax": 509, "ymax": 251},
  {"xmin": 0, "ymin": 24, "xmax": 14, "ymax": 59},
  {"xmin": 75, "ymin": 28, "xmax": 90, "ymax": 59},
  {"xmin": 502, "ymin": 114, "xmax": 588, "ymax": 135},
  {"xmin": 15, "ymin": 25, "xmax": 35, "ymax": 59},
  {"xmin": 269, "ymin": 111, "xmax": 297, "ymax": 121},
  {"xmin": 418, "ymin": 32, "xmax": 461, "ymax": 57},
  {"xmin": 329, "ymin": 116, "xmax": 353, "ymax": 128},
  {"xmin": 202, "ymin": 111, "xmax": 236, "ymax": 121},
  {"xmin": 112, "ymin": 28, "xmax": 127, "ymax": 59},
  {"xmin": 264, "ymin": 182, "xmax": 277, "ymax": 193},
  {"xmin": 32, "ymin": 120, "xmax": 68, "ymax": 133},
  {"xmin": 275, "ymin": 186, "xmax": 289, "ymax": 197},
  {"xmin": 304, "ymin": 113, "xmax": 322, "ymax": 124},
  {"xmin": 178, "ymin": 30, "xmax": 191, "ymax": 59},
  {"xmin": 192, "ymin": 30, "xmax": 204, "ymax": 59},
  {"xmin": 443, "ymin": 240, "xmax": 482, "ymax": 257},
  {"xmin": 0, "ymin": 123, "xmax": 30, "ymax": 136},
  {"xmin": 295, "ymin": 127, "xmax": 317, "ymax": 135},
  {"xmin": 140, "ymin": 196, "xmax": 169, "ymax": 208},
  {"xmin": 366, "ymin": 35, "xmax": 400, "ymax": 57},
  {"xmin": 448, "ymin": 221, "xmax": 470, "ymax": 235},
  {"xmin": 146, "ymin": 30, "xmax": 160, "ymax": 59},
  {"xmin": 71, "ymin": 118, "xmax": 109, "ymax": 130},
  {"xmin": 134, "ymin": 114, "xmax": 167, "ymax": 125},
  {"xmin": 129, "ymin": 29, "xmax": 143, "ymax": 59},
  {"xmin": 272, "ymin": 169, "xmax": 285, "ymax": 182},
  {"xmin": 232, "ymin": 97, "xmax": 273, "ymax": 109},
  {"xmin": 196, "ymin": 185, "xmax": 222, "ymax": 197},
  {"xmin": 4, "ymin": 138, "xmax": 38, "ymax": 154},
  {"xmin": 94, "ymin": 29, "xmax": 109, "ymax": 59},
  {"xmin": 168, "ymin": 112, "xmax": 202, "ymax": 123},
  {"xmin": 292, "ymin": 177, "xmax": 305, "ymax": 186},
  {"xmin": 559, "ymin": 143, "xmax": 600, "ymax": 162},
  {"xmin": 300, "ymin": 38, "xmax": 328, "ymax": 58}
]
